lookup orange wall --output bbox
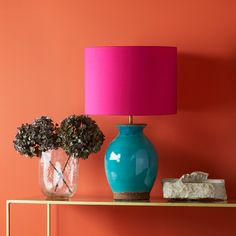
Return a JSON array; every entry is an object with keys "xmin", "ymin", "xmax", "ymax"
[{"xmin": 1, "ymin": 0, "xmax": 236, "ymax": 235}]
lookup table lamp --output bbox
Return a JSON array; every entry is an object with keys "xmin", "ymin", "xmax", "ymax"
[{"xmin": 85, "ymin": 46, "xmax": 177, "ymax": 200}]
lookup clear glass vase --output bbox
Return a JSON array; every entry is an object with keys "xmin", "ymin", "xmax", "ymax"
[{"xmin": 39, "ymin": 148, "xmax": 78, "ymax": 200}]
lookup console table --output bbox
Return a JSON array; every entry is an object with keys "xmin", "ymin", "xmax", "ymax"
[{"xmin": 6, "ymin": 198, "xmax": 236, "ymax": 236}]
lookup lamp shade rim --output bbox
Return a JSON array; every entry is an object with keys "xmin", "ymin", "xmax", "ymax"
[
  {"xmin": 85, "ymin": 45, "xmax": 177, "ymax": 49},
  {"xmin": 84, "ymin": 111, "xmax": 177, "ymax": 116}
]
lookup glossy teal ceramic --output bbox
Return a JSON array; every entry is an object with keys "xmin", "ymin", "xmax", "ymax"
[{"xmin": 105, "ymin": 124, "xmax": 158, "ymax": 200}]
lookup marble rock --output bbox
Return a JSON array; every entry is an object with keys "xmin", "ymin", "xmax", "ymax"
[{"xmin": 162, "ymin": 171, "xmax": 227, "ymax": 200}]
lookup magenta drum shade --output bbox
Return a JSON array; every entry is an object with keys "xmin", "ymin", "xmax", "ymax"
[{"xmin": 85, "ymin": 46, "xmax": 177, "ymax": 115}]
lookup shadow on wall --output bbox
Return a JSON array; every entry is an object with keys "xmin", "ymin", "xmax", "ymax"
[
  {"xmin": 178, "ymin": 53, "xmax": 236, "ymax": 111},
  {"xmin": 144, "ymin": 53, "xmax": 236, "ymax": 197}
]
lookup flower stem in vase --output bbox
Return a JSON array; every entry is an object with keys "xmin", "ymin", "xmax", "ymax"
[
  {"xmin": 54, "ymin": 156, "xmax": 71, "ymax": 192},
  {"xmin": 49, "ymin": 160, "xmax": 72, "ymax": 193}
]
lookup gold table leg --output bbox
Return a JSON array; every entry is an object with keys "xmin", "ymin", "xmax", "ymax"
[
  {"xmin": 6, "ymin": 201, "xmax": 10, "ymax": 236},
  {"xmin": 47, "ymin": 204, "xmax": 51, "ymax": 236},
  {"xmin": 6, "ymin": 202, "xmax": 52, "ymax": 236}
]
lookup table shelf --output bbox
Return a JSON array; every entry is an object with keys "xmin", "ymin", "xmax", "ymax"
[
  {"xmin": 7, "ymin": 197, "xmax": 236, "ymax": 208},
  {"xmin": 6, "ymin": 197, "xmax": 236, "ymax": 236}
]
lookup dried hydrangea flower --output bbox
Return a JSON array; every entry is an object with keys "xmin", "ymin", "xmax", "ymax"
[{"xmin": 58, "ymin": 115, "xmax": 105, "ymax": 159}]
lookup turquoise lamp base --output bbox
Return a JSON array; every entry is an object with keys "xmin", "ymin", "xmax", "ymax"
[{"xmin": 105, "ymin": 124, "xmax": 158, "ymax": 201}]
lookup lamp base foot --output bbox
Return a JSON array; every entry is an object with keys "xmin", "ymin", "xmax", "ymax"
[{"xmin": 113, "ymin": 192, "xmax": 150, "ymax": 201}]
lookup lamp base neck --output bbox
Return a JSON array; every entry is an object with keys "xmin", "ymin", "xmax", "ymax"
[{"xmin": 128, "ymin": 115, "xmax": 133, "ymax": 124}]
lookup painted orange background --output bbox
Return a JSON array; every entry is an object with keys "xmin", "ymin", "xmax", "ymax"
[{"xmin": 1, "ymin": 0, "xmax": 236, "ymax": 235}]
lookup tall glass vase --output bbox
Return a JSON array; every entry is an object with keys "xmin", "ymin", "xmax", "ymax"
[{"xmin": 39, "ymin": 148, "xmax": 78, "ymax": 200}]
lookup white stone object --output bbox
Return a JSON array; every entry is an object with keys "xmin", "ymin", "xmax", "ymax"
[{"xmin": 162, "ymin": 171, "xmax": 227, "ymax": 200}]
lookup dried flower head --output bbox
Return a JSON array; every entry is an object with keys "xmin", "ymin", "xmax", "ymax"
[
  {"xmin": 32, "ymin": 116, "xmax": 59, "ymax": 153},
  {"xmin": 58, "ymin": 115, "xmax": 105, "ymax": 159},
  {"xmin": 13, "ymin": 115, "xmax": 105, "ymax": 159},
  {"xmin": 13, "ymin": 123, "xmax": 39, "ymax": 157},
  {"xmin": 13, "ymin": 116, "xmax": 58, "ymax": 157}
]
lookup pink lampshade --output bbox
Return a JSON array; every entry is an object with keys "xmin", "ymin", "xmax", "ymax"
[{"xmin": 85, "ymin": 46, "xmax": 177, "ymax": 115}]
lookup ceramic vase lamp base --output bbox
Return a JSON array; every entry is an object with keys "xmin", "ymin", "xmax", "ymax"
[{"xmin": 105, "ymin": 117, "xmax": 158, "ymax": 201}]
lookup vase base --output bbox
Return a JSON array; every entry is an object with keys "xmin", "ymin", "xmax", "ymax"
[
  {"xmin": 45, "ymin": 195, "xmax": 70, "ymax": 201},
  {"xmin": 113, "ymin": 192, "xmax": 150, "ymax": 201}
]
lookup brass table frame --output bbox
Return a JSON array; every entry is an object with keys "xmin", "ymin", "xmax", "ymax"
[{"xmin": 6, "ymin": 198, "xmax": 236, "ymax": 236}]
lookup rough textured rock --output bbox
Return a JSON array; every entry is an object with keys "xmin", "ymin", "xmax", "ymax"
[{"xmin": 162, "ymin": 171, "xmax": 227, "ymax": 200}]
